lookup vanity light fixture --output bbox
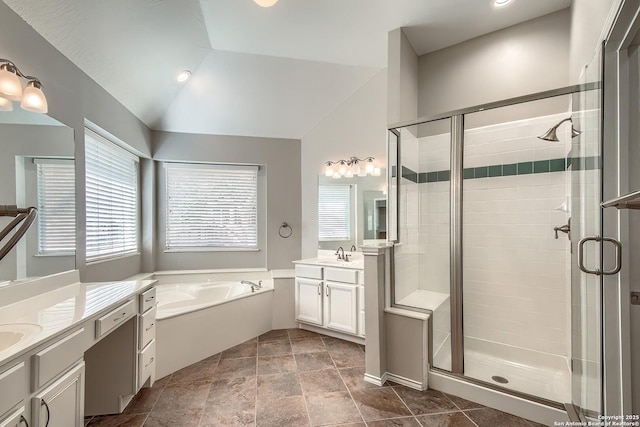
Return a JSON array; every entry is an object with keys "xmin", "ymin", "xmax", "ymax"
[
  {"xmin": 254, "ymin": 0, "xmax": 279, "ymax": 7},
  {"xmin": 176, "ymin": 70, "xmax": 191, "ymax": 83},
  {"xmin": 325, "ymin": 156, "xmax": 381, "ymax": 179},
  {"xmin": 0, "ymin": 59, "xmax": 48, "ymax": 113}
]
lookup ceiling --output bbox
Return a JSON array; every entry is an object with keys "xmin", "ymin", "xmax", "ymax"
[{"xmin": 3, "ymin": 0, "xmax": 572, "ymax": 139}]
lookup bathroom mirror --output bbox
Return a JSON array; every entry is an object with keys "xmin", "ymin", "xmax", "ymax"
[
  {"xmin": 317, "ymin": 169, "xmax": 386, "ymax": 250},
  {"xmin": 0, "ymin": 110, "xmax": 76, "ymax": 285}
]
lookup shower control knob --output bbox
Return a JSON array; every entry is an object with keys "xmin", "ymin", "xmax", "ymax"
[{"xmin": 554, "ymin": 223, "xmax": 570, "ymax": 239}]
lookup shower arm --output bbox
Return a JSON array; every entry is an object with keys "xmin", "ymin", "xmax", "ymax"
[{"xmin": 0, "ymin": 205, "xmax": 38, "ymax": 262}]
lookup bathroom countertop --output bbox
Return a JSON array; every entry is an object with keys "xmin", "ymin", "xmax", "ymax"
[
  {"xmin": 293, "ymin": 258, "xmax": 364, "ymax": 270},
  {"xmin": 0, "ymin": 279, "xmax": 156, "ymax": 367}
]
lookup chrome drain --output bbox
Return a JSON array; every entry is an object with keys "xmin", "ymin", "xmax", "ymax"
[{"xmin": 492, "ymin": 376, "xmax": 509, "ymax": 384}]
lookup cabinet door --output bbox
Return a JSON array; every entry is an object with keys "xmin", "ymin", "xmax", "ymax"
[
  {"xmin": 324, "ymin": 282, "xmax": 357, "ymax": 334},
  {"xmin": 32, "ymin": 362, "xmax": 84, "ymax": 427},
  {"xmin": 295, "ymin": 278, "xmax": 323, "ymax": 326},
  {"xmin": 0, "ymin": 406, "xmax": 27, "ymax": 427}
]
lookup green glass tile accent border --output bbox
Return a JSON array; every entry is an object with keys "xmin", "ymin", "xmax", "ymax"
[{"xmin": 401, "ymin": 156, "xmax": 597, "ymax": 183}]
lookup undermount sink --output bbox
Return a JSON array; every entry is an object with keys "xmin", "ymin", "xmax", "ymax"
[{"xmin": 0, "ymin": 323, "xmax": 43, "ymax": 352}]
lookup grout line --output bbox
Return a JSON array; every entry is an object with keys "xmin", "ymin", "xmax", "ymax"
[
  {"xmin": 462, "ymin": 410, "xmax": 481, "ymax": 427},
  {"xmin": 328, "ymin": 345, "xmax": 366, "ymax": 426},
  {"xmin": 289, "ymin": 329, "xmax": 314, "ymax": 427}
]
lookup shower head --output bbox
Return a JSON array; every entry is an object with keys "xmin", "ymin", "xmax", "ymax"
[{"xmin": 537, "ymin": 118, "xmax": 582, "ymax": 142}]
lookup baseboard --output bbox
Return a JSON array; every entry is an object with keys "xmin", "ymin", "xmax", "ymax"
[
  {"xmin": 364, "ymin": 372, "xmax": 388, "ymax": 387},
  {"xmin": 385, "ymin": 372, "xmax": 426, "ymax": 391},
  {"xmin": 298, "ymin": 323, "xmax": 365, "ymax": 345}
]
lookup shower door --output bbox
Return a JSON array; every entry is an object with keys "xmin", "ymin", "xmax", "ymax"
[{"xmin": 568, "ymin": 50, "xmax": 603, "ymax": 420}]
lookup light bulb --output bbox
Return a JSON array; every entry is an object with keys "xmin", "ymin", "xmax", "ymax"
[
  {"xmin": 338, "ymin": 161, "xmax": 347, "ymax": 176},
  {"xmin": 0, "ymin": 96, "xmax": 12, "ymax": 111},
  {"xmin": 345, "ymin": 170, "xmax": 353, "ymax": 178},
  {"xmin": 0, "ymin": 64, "xmax": 23, "ymax": 101},
  {"xmin": 325, "ymin": 163, "xmax": 334, "ymax": 177},
  {"xmin": 254, "ymin": 0, "xmax": 278, "ymax": 7},
  {"xmin": 373, "ymin": 167, "xmax": 381, "ymax": 176},
  {"xmin": 20, "ymin": 81, "xmax": 48, "ymax": 113},
  {"xmin": 365, "ymin": 159, "xmax": 374, "ymax": 175},
  {"xmin": 332, "ymin": 172, "xmax": 341, "ymax": 179},
  {"xmin": 351, "ymin": 162, "xmax": 361, "ymax": 176}
]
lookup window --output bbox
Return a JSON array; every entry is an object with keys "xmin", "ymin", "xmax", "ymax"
[
  {"xmin": 165, "ymin": 163, "xmax": 258, "ymax": 250},
  {"xmin": 318, "ymin": 185, "xmax": 351, "ymax": 241},
  {"xmin": 36, "ymin": 159, "xmax": 76, "ymax": 255},
  {"xmin": 85, "ymin": 129, "xmax": 139, "ymax": 262}
]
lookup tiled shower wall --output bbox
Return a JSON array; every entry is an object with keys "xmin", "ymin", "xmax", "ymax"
[{"xmin": 395, "ymin": 113, "xmax": 572, "ymax": 358}]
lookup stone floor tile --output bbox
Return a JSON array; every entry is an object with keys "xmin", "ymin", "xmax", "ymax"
[
  {"xmin": 288, "ymin": 328, "xmax": 322, "ymax": 340},
  {"xmin": 86, "ymin": 414, "xmax": 147, "ymax": 427},
  {"xmin": 200, "ymin": 402, "xmax": 255, "ymax": 426},
  {"xmin": 256, "ymin": 396, "xmax": 309, "ymax": 427},
  {"xmin": 299, "ymin": 368, "xmax": 346, "ymax": 394},
  {"xmin": 208, "ymin": 376, "xmax": 257, "ymax": 405},
  {"xmin": 415, "ymin": 412, "xmax": 477, "ymax": 427},
  {"xmin": 464, "ymin": 407, "xmax": 540, "ymax": 427},
  {"xmin": 257, "ymin": 354, "xmax": 297, "ymax": 375},
  {"xmin": 294, "ymin": 351, "xmax": 335, "ymax": 372},
  {"xmin": 221, "ymin": 338, "xmax": 258, "ymax": 359},
  {"xmin": 305, "ymin": 391, "xmax": 363, "ymax": 426},
  {"xmin": 152, "ymin": 379, "xmax": 211, "ymax": 413},
  {"xmin": 392, "ymin": 386, "xmax": 458, "ymax": 416},
  {"xmin": 367, "ymin": 417, "xmax": 422, "ymax": 427},
  {"xmin": 214, "ymin": 357, "xmax": 257, "ymax": 379},
  {"xmin": 444, "ymin": 393, "xmax": 484, "ymax": 410},
  {"xmin": 258, "ymin": 340, "xmax": 292, "ymax": 357},
  {"xmin": 338, "ymin": 367, "xmax": 384, "ymax": 391},
  {"xmin": 350, "ymin": 387, "xmax": 412, "ymax": 421},
  {"xmin": 143, "ymin": 408, "xmax": 202, "ymax": 427},
  {"xmin": 258, "ymin": 329, "xmax": 289, "ymax": 342},
  {"xmin": 291, "ymin": 337, "xmax": 326, "ymax": 354},
  {"xmin": 257, "ymin": 372, "xmax": 303, "ymax": 400}
]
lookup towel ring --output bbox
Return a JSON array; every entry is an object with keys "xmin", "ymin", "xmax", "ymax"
[{"xmin": 279, "ymin": 222, "xmax": 292, "ymax": 238}]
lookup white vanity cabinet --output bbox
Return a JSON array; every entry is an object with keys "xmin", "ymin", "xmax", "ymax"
[
  {"xmin": 0, "ymin": 406, "xmax": 27, "ymax": 427},
  {"xmin": 31, "ymin": 361, "xmax": 84, "ymax": 427},
  {"xmin": 294, "ymin": 261, "xmax": 364, "ymax": 339},
  {"xmin": 137, "ymin": 287, "xmax": 156, "ymax": 389}
]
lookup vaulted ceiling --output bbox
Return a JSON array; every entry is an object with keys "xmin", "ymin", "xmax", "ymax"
[{"xmin": 3, "ymin": 0, "xmax": 572, "ymax": 139}]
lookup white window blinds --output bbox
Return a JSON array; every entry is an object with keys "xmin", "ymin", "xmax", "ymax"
[
  {"xmin": 165, "ymin": 163, "xmax": 258, "ymax": 250},
  {"xmin": 85, "ymin": 129, "xmax": 139, "ymax": 262},
  {"xmin": 318, "ymin": 185, "xmax": 351, "ymax": 241},
  {"xmin": 36, "ymin": 159, "xmax": 76, "ymax": 255}
]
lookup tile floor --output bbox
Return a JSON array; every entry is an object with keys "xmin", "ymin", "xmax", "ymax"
[{"xmin": 84, "ymin": 329, "xmax": 544, "ymax": 426}]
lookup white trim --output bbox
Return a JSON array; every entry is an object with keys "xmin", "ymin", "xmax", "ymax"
[
  {"xmin": 84, "ymin": 127, "xmax": 140, "ymax": 162},
  {"xmin": 297, "ymin": 323, "xmax": 364, "ymax": 345},
  {"xmin": 363, "ymin": 372, "xmax": 388, "ymax": 387},
  {"xmin": 385, "ymin": 372, "xmax": 425, "ymax": 391},
  {"xmin": 163, "ymin": 162, "xmax": 259, "ymax": 172}
]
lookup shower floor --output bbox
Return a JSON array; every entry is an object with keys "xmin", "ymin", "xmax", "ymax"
[{"xmin": 446, "ymin": 337, "xmax": 571, "ymax": 403}]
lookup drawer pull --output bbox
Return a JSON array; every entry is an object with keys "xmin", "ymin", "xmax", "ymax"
[
  {"xmin": 41, "ymin": 399, "xmax": 50, "ymax": 427},
  {"xmin": 145, "ymin": 296, "xmax": 155, "ymax": 302},
  {"xmin": 145, "ymin": 323, "xmax": 155, "ymax": 331},
  {"xmin": 113, "ymin": 312, "xmax": 128, "ymax": 322},
  {"xmin": 145, "ymin": 357, "xmax": 155, "ymax": 368},
  {"xmin": 317, "ymin": 283, "xmax": 322, "ymax": 295},
  {"xmin": 20, "ymin": 415, "xmax": 29, "ymax": 427}
]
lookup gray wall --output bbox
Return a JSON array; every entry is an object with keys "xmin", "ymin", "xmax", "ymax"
[
  {"xmin": 152, "ymin": 131, "xmax": 301, "ymax": 271},
  {"xmin": 0, "ymin": 2, "xmax": 153, "ymax": 282},
  {"xmin": 387, "ymin": 28, "xmax": 418, "ymax": 125},
  {"xmin": 417, "ymin": 9, "xmax": 571, "ymax": 118},
  {"xmin": 301, "ymin": 70, "xmax": 387, "ymax": 259}
]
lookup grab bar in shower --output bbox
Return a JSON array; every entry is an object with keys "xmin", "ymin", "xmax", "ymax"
[{"xmin": 0, "ymin": 205, "xmax": 38, "ymax": 262}]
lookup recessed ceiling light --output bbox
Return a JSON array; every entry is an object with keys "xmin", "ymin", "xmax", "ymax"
[
  {"xmin": 254, "ymin": 0, "xmax": 278, "ymax": 7},
  {"xmin": 494, "ymin": 0, "xmax": 513, "ymax": 7},
  {"xmin": 176, "ymin": 70, "xmax": 191, "ymax": 83}
]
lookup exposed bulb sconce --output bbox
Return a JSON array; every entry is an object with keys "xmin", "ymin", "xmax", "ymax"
[
  {"xmin": 0, "ymin": 59, "xmax": 48, "ymax": 114},
  {"xmin": 537, "ymin": 118, "xmax": 582, "ymax": 142},
  {"xmin": 325, "ymin": 157, "xmax": 381, "ymax": 179},
  {"xmin": 254, "ymin": 0, "xmax": 278, "ymax": 7}
]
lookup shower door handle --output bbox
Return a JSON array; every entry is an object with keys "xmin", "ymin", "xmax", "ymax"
[{"xmin": 578, "ymin": 236, "xmax": 622, "ymax": 275}]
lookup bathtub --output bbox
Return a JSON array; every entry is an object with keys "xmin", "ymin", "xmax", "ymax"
[{"xmin": 133, "ymin": 269, "xmax": 286, "ymax": 378}]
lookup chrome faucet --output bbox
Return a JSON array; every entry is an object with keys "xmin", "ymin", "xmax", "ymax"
[
  {"xmin": 335, "ymin": 246, "xmax": 345, "ymax": 260},
  {"xmin": 350, "ymin": 244, "xmax": 356, "ymax": 252},
  {"xmin": 241, "ymin": 280, "xmax": 263, "ymax": 292}
]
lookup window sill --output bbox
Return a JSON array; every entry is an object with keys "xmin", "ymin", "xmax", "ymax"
[
  {"xmin": 164, "ymin": 248, "xmax": 260, "ymax": 253},
  {"xmin": 34, "ymin": 252, "xmax": 76, "ymax": 257},
  {"xmin": 86, "ymin": 252, "xmax": 141, "ymax": 265}
]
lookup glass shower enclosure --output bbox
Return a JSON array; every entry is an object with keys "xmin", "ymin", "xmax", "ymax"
[{"xmin": 387, "ymin": 80, "xmax": 603, "ymax": 415}]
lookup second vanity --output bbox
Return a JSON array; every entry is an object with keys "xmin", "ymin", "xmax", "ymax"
[
  {"xmin": 293, "ymin": 256, "xmax": 365, "ymax": 344},
  {"xmin": 0, "ymin": 271, "xmax": 156, "ymax": 427}
]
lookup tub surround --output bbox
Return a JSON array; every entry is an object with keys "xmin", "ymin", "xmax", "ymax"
[{"xmin": 0, "ymin": 271, "xmax": 157, "ymax": 426}]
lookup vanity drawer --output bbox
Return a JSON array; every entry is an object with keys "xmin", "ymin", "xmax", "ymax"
[
  {"xmin": 138, "ymin": 339, "xmax": 156, "ymax": 386},
  {"xmin": 0, "ymin": 405, "xmax": 26, "ymax": 427},
  {"xmin": 295, "ymin": 265, "xmax": 323, "ymax": 280},
  {"xmin": 96, "ymin": 299, "xmax": 136, "ymax": 338},
  {"xmin": 325, "ymin": 267, "xmax": 358, "ymax": 284},
  {"xmin": 139, "ymin": 306, "xmax": 156, "ymax": 349},
  {"xmin": 358, "ymin": 285, "xmax": 364, "ymax": 310},
  {"xmin": 0, "ymin": 362, "xmax": 26, "ymax": 417},
  {"xmin": 139, "ymin": 287, "xmax": 156, "ymax": 313},
  {"xmin": 31, "ymin": 328, "xmax": 84, "ymax": 391}
]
